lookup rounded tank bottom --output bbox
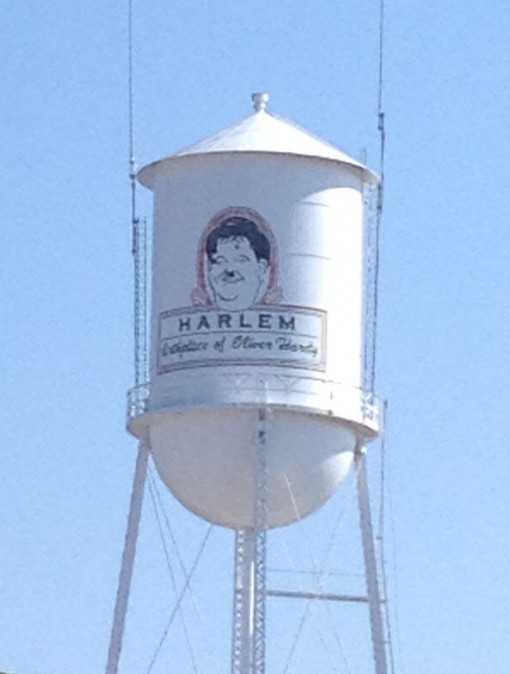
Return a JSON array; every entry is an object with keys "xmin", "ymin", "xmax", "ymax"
[{"xmin": 148, "ymin": 406, "xmax": 357, "ymax": 529}]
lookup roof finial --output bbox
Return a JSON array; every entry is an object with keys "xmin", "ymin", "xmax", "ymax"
[{"xmin": 252, "ymin": 92, "xmax": 269, "ymax": 113}]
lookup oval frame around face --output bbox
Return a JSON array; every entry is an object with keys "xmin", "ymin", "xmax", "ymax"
[{"xmin": 191, "ymin": 206, "xmax": 282, "ymax": 307}]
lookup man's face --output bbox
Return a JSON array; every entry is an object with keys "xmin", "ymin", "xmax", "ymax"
[{"xmin": 208, "ymin": 236, "xmax": 268, "ymax": 310}]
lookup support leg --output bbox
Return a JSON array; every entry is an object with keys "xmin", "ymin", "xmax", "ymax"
[
  {"xmin": 231, "ymin": 408, "xmax": 268, "ymax": 674},
  {"xmin": 355, "ymin": 447, "xmax": 388, "ymax": 674},
  {"xmin": 232, "ymin": 529, "xmax": 256, "ymax": 674},
  {"xmin": 105, "ymin": 439, "xmax": 150, "ymax": 674},
  {"xmin": 253, "ymin": 409, "xmax": 268, "ymax": 674}
]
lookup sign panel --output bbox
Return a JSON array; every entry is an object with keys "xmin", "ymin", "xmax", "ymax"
[{"xmin": 157, "ymin": 306, "xmax": 326, "ymax": 372}]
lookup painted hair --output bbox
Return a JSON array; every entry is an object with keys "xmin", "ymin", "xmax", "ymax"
[{"xmin": 205, "ymin": 217, "xmax": 271, "ymax": 264}]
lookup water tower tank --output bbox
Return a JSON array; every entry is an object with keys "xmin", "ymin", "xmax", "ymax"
[{"xmin": 128, "ymin": 93, "xmax": 381, "ymax": 529}]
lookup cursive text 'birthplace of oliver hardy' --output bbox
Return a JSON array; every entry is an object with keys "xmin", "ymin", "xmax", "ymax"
[{"xmin": 157, "ymin": 307, "xmax": 326, "ymax": 372}]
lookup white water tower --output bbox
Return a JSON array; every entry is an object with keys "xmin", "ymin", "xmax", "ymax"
[
  {"xmin": 108, "ymin": 94, "xmax": 389, "ymax": 674},
  {"xmin": 129, "ymin": 92, "xmax": 380, "ymax": 528}
]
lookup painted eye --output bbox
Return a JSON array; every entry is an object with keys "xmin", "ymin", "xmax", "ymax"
[
  {"xmin": 237, "ymin": 255, "xmax": 250, "ymax": 263},
  {"xmin": 213, "ymin": 255, "xmax": 227, "ymax": 265}
]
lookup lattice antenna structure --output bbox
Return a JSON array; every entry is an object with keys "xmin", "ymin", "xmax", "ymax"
[
  {"xmin": 362, "ymin": 185, "xmax": 380, "ymax": 394},
  {"xmin": 104, "ymin": 4, "xmax": 150, "ymax": 673},
  {"xmin": 131, "ymin": 209, "xmax": 148, "ymax": 389}
]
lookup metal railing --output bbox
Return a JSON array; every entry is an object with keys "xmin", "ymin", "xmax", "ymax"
[{"xmin": 126, "ymin": 372, "xmax": 382, "ymax": 434}]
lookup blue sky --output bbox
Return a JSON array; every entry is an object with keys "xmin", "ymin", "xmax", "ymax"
[{"xmin": 1, "ymin": 1, "xmax": 509, "ymax": 673}]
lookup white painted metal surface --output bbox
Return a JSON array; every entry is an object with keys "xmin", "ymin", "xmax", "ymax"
[
  {"xmin": 129, "ymin": 95, "xmax": 381, "ymax": 529},
  {"xmin": 356, "ymin": 448, "xmax": 390, "ymax": 674},
  {"xmin": 105, "ymin": 439, "xmax": 150, "ymax": 674},
  {"xmin": 138, "ymin": 97, "xmax": 377, "ymax": 189}
]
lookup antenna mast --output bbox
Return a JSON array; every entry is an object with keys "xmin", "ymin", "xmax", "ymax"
[
  {"xmin": 357, "ymin": 0, "xmax": 392, "ymax": 672},
  {"xmin": 105, "ymin": 2, "xmax": 149, "ymax": 672}
]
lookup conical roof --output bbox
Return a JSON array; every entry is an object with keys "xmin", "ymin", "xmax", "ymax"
[{"xmin": 138, "ymin": 93, "xmax": 378, "ymax": 187}]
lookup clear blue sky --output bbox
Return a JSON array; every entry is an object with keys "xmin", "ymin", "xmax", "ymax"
[{"xmin": 1, "ymin": 1, "xmax": 509, "ymax": 673}]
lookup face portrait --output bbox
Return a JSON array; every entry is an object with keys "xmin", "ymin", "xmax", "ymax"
[{"xmin": 205, "ymin": 217, "xmax": 271, "ymax": 310}]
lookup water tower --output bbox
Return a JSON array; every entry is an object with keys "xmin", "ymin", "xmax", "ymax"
[{"xmin": 106, "ymin": 93, "xmax": 389, "ymax": 674}]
